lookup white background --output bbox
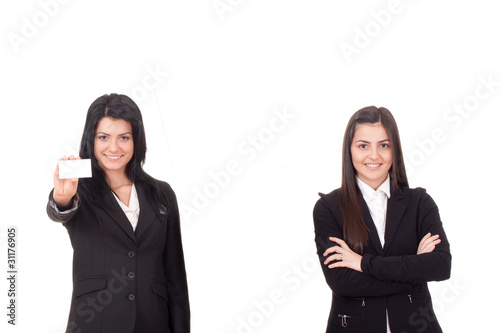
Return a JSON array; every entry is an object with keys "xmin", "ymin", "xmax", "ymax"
[{"xmin": 1, "ymin": 0, "xmax": 499, "ymax": 332}]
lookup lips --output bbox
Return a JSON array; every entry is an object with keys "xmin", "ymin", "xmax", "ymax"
[
  {"xmin": 365, "ymin": 163, "xmax": 382, "ymax": 169},
  {"xmin": 104, "ymin": 154, "xmax": 123, "ymax": 161}
]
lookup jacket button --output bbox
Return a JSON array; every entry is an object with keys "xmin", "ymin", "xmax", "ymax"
[
  {"xmin": 128, "ymin": 272, "xmax": 135, "ymax": 279},
  {"xmin": 128, "ymin": 294, "xmax": 135, "ymax": 301},
  {"xmin": 128, "ymin": 251, "xmax": 135, "ymax": 258}
]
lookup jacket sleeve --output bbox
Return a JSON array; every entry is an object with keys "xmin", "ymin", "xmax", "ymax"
[
  {"xmin": 361, "ymin": 189, "xmax": 452, "ymax": 284},
  {"xmin": 46, "ymin": 189, "xmax": 80, "ymax": 223},
  {"xmin": 163, "ymin": 184, "xmax": 190, "ymax": 333},
  {"xmin": 313, "ymin": 196, "xmax": 412, "ymax": 298}
]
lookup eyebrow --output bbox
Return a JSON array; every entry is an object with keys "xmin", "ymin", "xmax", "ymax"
[
  {"xmin": 354, "ymin": 139, "xmax": 390, "ymax": 143},
  {"xmin": 96, "ymin": 131, "xmax": 133, "ymax": 136}
]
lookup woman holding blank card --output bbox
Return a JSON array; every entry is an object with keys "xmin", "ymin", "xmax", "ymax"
[{"xmin": 46, "ymin": 93, "xmax": 190, "ymax": 333}]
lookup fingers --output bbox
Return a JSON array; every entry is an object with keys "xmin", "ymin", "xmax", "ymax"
[
  {"xmin": 420, "ymin": 233, "xmax": 439, "ymax": 244},
  {"xmin": 426, "ymin": 234, "xmax": 440, "ymax": 242},
  {"xmin": 329, "ymin": 237, "xmax": 348, "ymax": 249},
  {"xmin": 417, "ymin": 233, "xmax": 441, "ymax": 255},
  {"xmin": 323, "ymin": 245, "xmax": 342, "ymax": 257},
  {"xmin": 323, "ymin": 244, "xmax": 344, "ymax": 266},
  {"xmin": 326, "ymin": 261, "xmax": 343, "ymax": 269},
  {"xmin": 56, "ymin": 155, "xmax": 81, "ymax": 175},
  {"xmin": 56, "ymin": 155, "xmax": 79, "ymax": 171},
  {"xmin": 423, "ymin": 238, "xmax": 441, "ymax": 252},
  {"xmin": 58, "ymin": 155, "xmax": 80, "ymax": 161},
  {"xmin": 54, "ymin": 155, "xmax": 81, "ymax": 190},
  {"xmin": 422, "ymin": 234, "xmax": 440, "ymax": 248},
  {"xmin": 323, "ymin": 242, "xmax": 346, "ymax": 266},
  {"xmin": 324, "ymin": 253, "xmax": 344, "ymax": 265},
  {"xmin": 67, "ymin": 177, "xmax": 79, "ymax": 184},
  {"xmin": 420, "ymin": 232, "xmax": 431, "ymax": 243}
]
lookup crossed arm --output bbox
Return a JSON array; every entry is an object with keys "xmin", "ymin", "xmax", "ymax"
[
  {"xmin": 313, "ymin": 192, "xmax": 451, "ymax": 297},
  {"xmin": 324, "ymin": 233, "xmax": 440, "ymax": 273}
]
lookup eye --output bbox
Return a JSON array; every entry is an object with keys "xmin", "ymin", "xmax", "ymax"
[
  {"xmin": 380, "ymin": 143, "xmax": 390, "ymax": 149},
  {"xmin": 97, "ymin": 135, "xmax": 108, "ymax": 140},
  {"xmin": 359, "ymin": 144, "xmax": 367, "ymax": 149},
  {"xmin": 121, "ymin": 136, "xmax": 131, "ymax": 141}
]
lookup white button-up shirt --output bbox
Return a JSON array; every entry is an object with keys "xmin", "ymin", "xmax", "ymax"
[
  {"xmin": 356, "ymin": 175, "xmax": 391, "ymax": 247},
  {"xmin": 356, "ymin": 174, "xmax": 391, "ymax": 333},
  {"xmin": 112, "ymin": 183, "xmax": 140, "ymax": 231}
]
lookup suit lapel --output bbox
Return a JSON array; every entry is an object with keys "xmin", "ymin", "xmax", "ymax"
[
  {"xmin": 383, "ymin": 188, "xmax": 407, "ymax": 254},
  {"xmin": 134, "ymin": 182, "xmax": 158, "ymax": 240},
  {"xmin": 102, "ymin": 190, "xmax": 137, "ymax": 243},
  {"xmin": 362, "ymin": 200, "xmax": 384, "ymax": 256}
]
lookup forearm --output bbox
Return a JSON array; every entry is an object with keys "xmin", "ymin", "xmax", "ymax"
[
  {"xmin": 361, "ymin": 250, "xmax": 451, "ymax": 284},
  {"xmin": 361, "ymin": 191, "xmax": 452, "ymax": 284},
  {"xmin": 319, "ymin": 253, "xmax": 412, "ymax": 297},
  {"xmin": 46, "ymin": 189, "xmax": 80, "ymax": 223}
]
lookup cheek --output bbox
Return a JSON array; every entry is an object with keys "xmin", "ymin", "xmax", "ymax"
[
  {"xmin": 119, "ymin": 141, "xmax": 134, "ymax": 159},
  {"xmin": 93, "ymin": 142, "xmax": 101, "ymax": 154},
  {"xmin": 382, "ymin": 153, "xmax": 393, "ymax": 171},
  {"xmin": 125, "ymin": 141, "xmax": 134, "ymax": 153},
  {"xmin": 383, "ymin": 151, "xmax": 393, "ymax": 163},
  {"xmin": 350, "ymin": 153, "xmax": 363, "ymax": 173},
  {"xmin": 350, "ymin": 150, "xmax": 363, "ymax": 165}
]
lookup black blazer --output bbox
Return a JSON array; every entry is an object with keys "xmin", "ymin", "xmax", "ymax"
[
  {"xmin": 47, "ymin": 181, "xmax": 190, "ymax": 333},
  {"xmin": 313, "ymin": 185, "xmax": 451, "ymax": 333}
]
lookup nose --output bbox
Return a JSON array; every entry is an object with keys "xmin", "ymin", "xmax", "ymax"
[
  {"xmin": 108, "ymin": 139, "xmax": 119, "ymax": 152},
  {"xmin": 368, "ymin": 147, "xmax": 378, "ymax": 160}
]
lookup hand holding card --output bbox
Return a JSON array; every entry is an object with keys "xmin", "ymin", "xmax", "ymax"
[{"xmin": 53, "ymin": 156, "xmax": 90, "ymax": 208}]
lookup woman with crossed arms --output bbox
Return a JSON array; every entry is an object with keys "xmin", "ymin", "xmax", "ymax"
[{"xmin": 313, "ymin": 106, "xmax": 451, "ymax": 332}]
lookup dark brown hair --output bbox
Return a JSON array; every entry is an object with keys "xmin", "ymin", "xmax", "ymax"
[
  {"xmin": 78, "ymin": 93, "xmax": 170, "ymax": 215},
  {"xmin": 339, "ymin": 106, "xmax": 408, "ymax": 254}
]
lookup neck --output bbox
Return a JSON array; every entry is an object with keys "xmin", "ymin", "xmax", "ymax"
[{"xmin": 105, "ymin": 170, "xmax": 132, "ymax": 189}]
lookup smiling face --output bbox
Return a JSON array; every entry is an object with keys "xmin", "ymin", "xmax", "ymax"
[
  {"xmin": 94, "ymin": 117, "xmax": 134, "ymax": 177},
  {"xmin": 350, "ymin": 122, "xmax": 393, "ymax": 190}
]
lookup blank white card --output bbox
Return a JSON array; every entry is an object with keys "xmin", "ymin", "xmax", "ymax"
[{"xmin": 58, "ymin": 159, "xmax": 92, "ymax": 179}]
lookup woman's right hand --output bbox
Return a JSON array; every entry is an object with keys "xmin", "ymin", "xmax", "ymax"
[
  {"xmin": 417, "ymin": 233, "xmax": 441, "ymax": 255},
  {"xmin": 53, "ymin": 155, "xmax": 80, "ymax": 208}
]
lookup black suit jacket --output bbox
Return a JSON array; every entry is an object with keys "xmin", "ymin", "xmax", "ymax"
[
  {"xmin": 47, "ymin": 181, "xmax": 190, "ymax": 333},
  {"xmin": 313, "ymin": 185, "xmax": 451, "ymax": 333}
]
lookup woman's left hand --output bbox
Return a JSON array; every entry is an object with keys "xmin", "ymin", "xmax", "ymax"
[{"xmin": 323, "ymin": 237, "xmax": 363, "ymax": 272}]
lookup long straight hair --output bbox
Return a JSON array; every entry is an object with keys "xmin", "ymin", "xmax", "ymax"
[
  {"xmin": 339, "ymin": 106, "xmax": 408, "ymax": 254},
  {"xmin": 78, "ymin": 93, "xmax": 170, "ymax": 215}
]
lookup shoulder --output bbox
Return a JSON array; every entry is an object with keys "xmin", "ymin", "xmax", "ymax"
[
  {"xmin": 134, "ymin": 177, "xmax": 177, "ymax": 204},
  {"xmin": 397, "ymin": 185, "xmax": 437, "ymax": 209},
  {"xmin": 142, "ymin": 178, "xmax": 178, "ymax": 204},
  {"xmin": 136, "ymin": 177, "xmax": 174, "ymax": 192},
  {"xmin": 158, "ymin": 180, "xmax": 176, "ymax": 198},
  {"xmin": 313, "ymin": 187, "xmax": 341, "ymax": 213},
  {"xmin": 318, "ymin": 187, "xmax": 341, "ymax": 202},
  {"xmin": 398, "ymin": 185, "xmax": 431, "ymax": 198}
]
